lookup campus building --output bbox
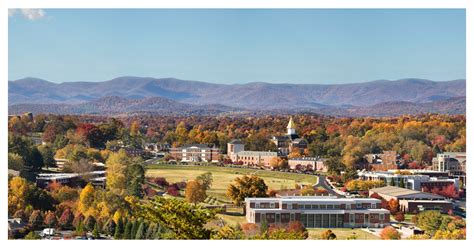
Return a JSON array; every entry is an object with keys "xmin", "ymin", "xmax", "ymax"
[
  {"xmin": 364, "ymin": 150, "xmax": 399, "ymax": 171},
  {"xmin": 169, "ymin": 144, "xmax": 221, "ymax": 163},
  {"xmin": 288, "ymin": 157, "xmax": 327, "ymax": 172},
  {"xmin": 235, "ymin": 151, "xmax": 278, "ymax": 167},
  {"xmin": 36, "ymin": 171, "xmax": 106, "ymax": 188},
  {"xmin": 245, "ymin": 196, "xmax": 390, "ymax": 228},
  {"xmin": 369, "ymin": 186, "xmax": 452, "ymax": 213},
  {"xmin": 432, "ymin": 152, "xmax": 466, "ymax": 186},
  {"xmin": 358, "ymin": 171, "xmax": 459, "ymax": 191},
  {"xmin": 227, "ymin": 139, "xmax": 278, "ymax": 166},
  {"xmin": 270, "ymin": 117, "xmax": 308, "ymax": 156}
]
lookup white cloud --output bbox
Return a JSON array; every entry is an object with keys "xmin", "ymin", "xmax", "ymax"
[{"xmin": 9, "ymin": 8, "xmax": 46, "ymax": 20}]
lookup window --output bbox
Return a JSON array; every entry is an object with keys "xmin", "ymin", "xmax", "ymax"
[
  {"xmin": 357, "ymin": 203, "xmax": 362, "ymax": 209},
  {"xmin": 350, "ymin": 214, "xmax": 355, "ymax": 223},
  {"xmin": 256, "ymin": 203, "xmax": 260, "ymax": 208},
  {"xmin": 334, "ymin": 205, "xmax": 340, "ymax": 209},
  {"xmin": 290, "ymin": 213, "xmax": 295, "ymax": 221},
  {"xmin": 379, "ymin": 214, "xmax": 385, "ymax": 220},
  {"xmin": 312, "ymin": 204, "xmax": 318, "ymax": 209},
  {"xmin": 320, "ymin": 205, "xmax": 326, "ymax": 209},
  {"xmin": 371, "ymin": 203, "xmax": 376, "ymax": 209},
  {"xmin": 327, "ymin": 205, "xmax": 334, "ymax": 209},
  {"xmin": 270, "ymin": 203, "xmax": 275, "ymax": 208}
]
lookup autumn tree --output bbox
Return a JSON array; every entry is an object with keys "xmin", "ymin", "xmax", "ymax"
[
  {"xmin": 196, "ymin": 172, "xmax": 213, "ymax": 190},
  {"xmin": 134, "ymin": 197, "xmax": 216, "ymax": 239},
  {"xmin": 300, "ymin": 186, "xmax": 315, "ymax": 196},
  {"xmin": 227, "ymin": 175, "xmax": 268, "ymax": 207},
  {"xmin": 37, "ymin": 145, "xmax": 56, "ymax": 168},
  {"xmin": 29, "ymin": 210, "xmax": 43, "ymax": 228},
  {"xmin": 78, "ymin": 183, "xmax": 96, "ymax": 216},
  {"xmin": 380, "ymin": 226, "xmax": 401, "ymax": 240},
  {"xmin": 44, "ymin": 211, "xmax": 57, "ymax": 228},
  {"xmin": 211, "ymin": 225, "xmax": 244, "ymax": 240},
  {"xmin": 185, "ymin": 180, "xmax": 207, "ymax": 204},
  {"xmin": 58, "ymin": 208, "xmax": 74, "ymax": 229}
]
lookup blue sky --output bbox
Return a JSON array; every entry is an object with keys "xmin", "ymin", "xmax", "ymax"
[{"xmin": 8, "ymin": 9, "xmax": 466, "ymax": 84}]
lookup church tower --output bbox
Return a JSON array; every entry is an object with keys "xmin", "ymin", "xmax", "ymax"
[{"xmin": 287, "ymin": 117, "xmax": 296, "ymax": 135}]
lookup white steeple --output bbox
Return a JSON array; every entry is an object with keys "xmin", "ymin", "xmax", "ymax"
[{"xmin": 287, "ymin": 117, "xmax": 296, "ymax": 135}]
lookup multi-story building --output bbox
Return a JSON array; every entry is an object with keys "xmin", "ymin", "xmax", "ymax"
[
  {"xmin": 227, "ymin": 139, "xmax": 245, "ymax": 161},
  {"xmin": 369, "ymin": 186, "xmax": 452, "ymax": 213},
  {"xmin": 358, "ymin": 171, "xmax": 459, "ymax": 191},
  {"xmin": 169, "ymin": 144, "xmax": 221, "ymax": 163},
  {"xmin": 36, "ymin": 171, "xmax": 106, "ymax": 188},
  {"xmin": 235, "ymin": 151, "xmax": 278, "ymax": 167},
  {"xmin": 432, "ymin": 152, "xmax": 466, "ymax": 186},
  {"xmin": 245, "ymin": 196, "xmax": 390, "ymax": 228},
  {"xmin": 271, "ymin": 117, "xmax": 308, "ymax": 156},
  {"xmin": 364, "ymin": 150, "xmax": 399, "ymax": 171},
  {"xmin": 288, "ymin": 157, "xmax": 327, "ymax": 172}
]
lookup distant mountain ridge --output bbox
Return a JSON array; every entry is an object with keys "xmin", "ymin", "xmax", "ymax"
[{"xmin": 8, "ymin": 76, "xmax": 466, "ymax": 116}]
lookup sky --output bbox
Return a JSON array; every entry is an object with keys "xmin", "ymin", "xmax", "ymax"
[{"xmin": 8, "ymin": 9, "xmax": 466, "ymax": 84}]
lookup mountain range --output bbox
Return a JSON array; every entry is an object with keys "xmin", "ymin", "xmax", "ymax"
[{"xmin": 8, "ymin": 77, "xmax": 466, "ymax": 117}]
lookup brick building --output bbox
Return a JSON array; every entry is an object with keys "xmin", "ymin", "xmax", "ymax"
[
  {"xmin": 288, "ymin": 157, "xmax": 327, "ymax": 172},
  {"xmin": 369, "ymin": 186, "xmax": 452, "ymax": 213},
  {"xmin": 245, "ymin": 196, "xmax": 390, "ymax": 228},
  {"xmin": 235, "ymin": 151, "xmax": 278, "ymax": 167},
  {"xmin": 364, "ymin": 150, "xmax": 399, "ymax": 171},
  {"xmin": 169, "ymin": 144, "xmax": 221, "ymax": 163}
]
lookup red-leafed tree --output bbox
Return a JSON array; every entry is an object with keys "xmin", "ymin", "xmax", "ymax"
[
  {"xmin": 394, "ymin": 211, "xmax": 405, "ymax": 222},
  {"xmin": 58, "ymin": 208, "xmax": 74, "ymax": 229},
  {"xmin": 439, "ymin": 184, "xmax": 459, "ymax": 199},
  {"xmin": 388, "ymin": 199, "xmax": 399, "ymax": 215},
  {"xmin": 44, "ymin": 211, "xmax": 57, "ymax": 227}
]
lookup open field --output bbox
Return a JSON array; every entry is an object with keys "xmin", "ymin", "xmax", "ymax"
[
  {"xmin": 307, "ymin": 228, "xmax": 380, "ymax": 240},
  {"xmin": 146, "ymin": 164, "xmax": 318, "ymax": 203}
]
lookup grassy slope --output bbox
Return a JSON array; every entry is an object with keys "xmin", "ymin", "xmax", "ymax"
[{"xmin": 146, "ymin": 164, "xmax": 318, "ymax": 203}]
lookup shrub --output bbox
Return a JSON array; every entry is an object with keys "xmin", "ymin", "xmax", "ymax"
[
  {"xmin": 320, "ymin": 229, "xmax": 336, "ymax": 240},
  {"xmin": 380, "ymin": 226, "xmax": 401, "ymax": 240}
]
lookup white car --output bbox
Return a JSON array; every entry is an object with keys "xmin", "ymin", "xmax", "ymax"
[{"xmin": 40, "ymin": 228, "xmax": 55, "ymax": 237}]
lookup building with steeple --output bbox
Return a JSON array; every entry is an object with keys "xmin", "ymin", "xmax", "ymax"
[{"xmin": 271, "ymin": 117, "xmax": 308, "ymax": 156}]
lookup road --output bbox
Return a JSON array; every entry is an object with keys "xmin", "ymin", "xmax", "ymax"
[{"xmin": 314, "ymin": 175, "xmax": 344, "ymax": 197}]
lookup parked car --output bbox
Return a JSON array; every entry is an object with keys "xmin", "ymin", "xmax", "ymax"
[{"xmin": 40, "ymin": 228, "xmax": 55, "ymax": 237}]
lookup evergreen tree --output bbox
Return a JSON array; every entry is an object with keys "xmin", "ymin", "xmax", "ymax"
[
  {"xmin": 131, "ymin": 219, "xmax": 139, "ymax": 239},
  {"xmin": 114, "ymin": 218, "xmax": 124, "ymax": 239},
  {"xmin": 135, "ymin": 221, "xmax": 146, "ymax": 239},
  {"xmin": 103, "ymin": 218, "xmax": 116, "ymax": 236},
  {"xmin": 145, "ymin": 223, "xmax": 156, "ymax": 239},
  {"xmin": 390, "ymin": 179, "xmax": 396, "ymax": 186},
  {"xmin": 123, "ymin": 220, "xmax": 132, "ymax": 239},
  {"xmin": 76, "ymin": 219, "xmax": 84, "ymax": 234},
  {"xmin": 399, "ymin": 179, "xmax": 406, "ymax": 189},
  {"xmin": 92, "ymin": 222, "xmax": 100, "ymax": 239},
  {"xmin": 260, "ymin": 217, "xmax": 268, "ymax": 233}
]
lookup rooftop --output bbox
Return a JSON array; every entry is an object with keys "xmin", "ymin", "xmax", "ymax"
[{"xmin": 369, "ymin": 186, "xmax": 445, "ymax": 199}]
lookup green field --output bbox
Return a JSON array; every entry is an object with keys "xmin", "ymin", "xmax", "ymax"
[
  {"xmin": 146, "ymin": 164, "xmax": 318, "ymax": 203},
  {"xmin": 307, "ymin": 228, "xmax": 380, "ymax": 240}
]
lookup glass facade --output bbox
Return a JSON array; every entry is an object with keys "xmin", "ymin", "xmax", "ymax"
[{"xmin": 300, "ymin": 214, "xmax": 344, "ymax": 228}]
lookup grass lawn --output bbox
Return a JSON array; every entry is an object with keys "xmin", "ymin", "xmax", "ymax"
[
  {"xmin": 146, "ymin": 164, "xmax": 318, "ymax": 203},
  {"xmin": 307, "ymin": 228, "xmax": 380, "ymax": 240},
  {"xmin": 216, "ymin": 214, "xmax": 247, "ymax": 226}
]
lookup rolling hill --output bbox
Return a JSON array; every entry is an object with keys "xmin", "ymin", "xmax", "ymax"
[{"xmin": 8, "ymin": 76, "xmax": 466, "ymax": 116}]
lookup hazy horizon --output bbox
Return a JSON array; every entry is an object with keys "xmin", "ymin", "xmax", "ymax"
[{"xmin": 9, "ymin": 75, "xmax": 467, "ymax": 86}]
